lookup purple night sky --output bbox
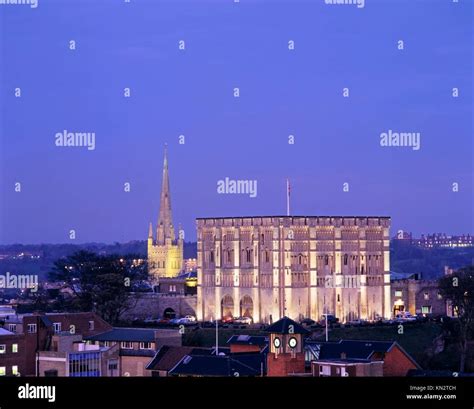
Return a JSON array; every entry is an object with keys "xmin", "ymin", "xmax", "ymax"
[{"xmin": 0, "ymin": 0, "xmax": 472, "ymax": 244}]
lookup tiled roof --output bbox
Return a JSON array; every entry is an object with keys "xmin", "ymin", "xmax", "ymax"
[
  {"xmin": 146, "ymin": 346, "xmax": 207, "ymax": 371},
  {"xmin": 0, "ymin": 328, "xmax": 14, "ymax": 336},
  {"xmin": 120, "ymin": 349, "xmax": 156, "ymax": 358},
  {"xmin": 306, "ymin": 339, "xmax": 420, "ymax": 368},
  {"xmin": 226, "ymin": 335, "xmax": 268, "ymax": 347},
  {"xmin": 169, "ymin": 354, "xmax": 260, "ymax": 377},
  {"xmin": 265, "ymin": 317, "xmax": 309, "ymax": 335},
  {"xmin": 85, "ymin": 328, "xmax": 156, "ymax": 343}
]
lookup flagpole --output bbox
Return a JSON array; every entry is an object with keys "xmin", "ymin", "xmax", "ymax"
[
  {"xmin": 286, "ymin": 178, "xmax": 290, "ymax": 216},
  {"xmin": 215, "ymin": 314, "xmax": 219, "ymax": 355}
]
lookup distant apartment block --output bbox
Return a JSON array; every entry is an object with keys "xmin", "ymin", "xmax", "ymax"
[{"xmin": 393, "ymin": 232, "xmax": 473, "ymax": 248}]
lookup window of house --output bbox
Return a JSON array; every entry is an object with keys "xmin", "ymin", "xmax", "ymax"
[
  {"xmin": 421, "ymin": 306, "xmax": 432, "ymax": 314},
  {"xmin": 343, "ymin": 254, "xmax": 348, "ymax": 265},
  {"xmin": 121, "ymin": 342, "xmax": 133, "ymax": 349},
  {"xmin": 0, "ymin": 345, "xmax": 5, "ymax": 354},
  {"xmin": 12, "ymin": 344, "xmax": 18, "ymax": 353},
  {"xmin": 210, "ymin": 251, "xmax": 214, "ymax": 263},
  {"xmin": 437, "ymin": 292, "xmax": 442, "ymax": 300},
  {"xmin": 27, "ymin": 324, "xmax": 37, "ymax": 334},
  {"xmin": 108, "ymin": 359, "xmax": 118, "ymax": 370},
  {"xmin": 324, "ymin": 255, "xmax": 329, "ymax": 266},
  {"xmin": 0, "ymin": 367, "xmax": 5, "ymax": 376},
  {"xmin": 140, "ymin": 342, "xmax": 153, "ymax": 350},
  {"xmin": 320, "ymin": 365, "xmax": 330, "ymax": 376},
  {"xmin": 8, "ymin": 324, "xmax": 16, "ymax": 333},
  {"xmin": 89, "ymin": 321, "xmax": 95, "ymax": 331},
  {"xmin": 395, "ymin": 290, "xmax": 402, "ymax": 297},
  {"xmin": 265, "ymin": 250, "xmax": 270, "ymax": 263},
  {"xmin": 53, "ymin": 322, "xmax": 62, "ymax": 333},
  {"xmin": 424, "ymin": 292, "xmax": 429, "ymax": 300},
  {"xmin": 12, "ymin": 365, "xmax": 18, "ymax": 376}
]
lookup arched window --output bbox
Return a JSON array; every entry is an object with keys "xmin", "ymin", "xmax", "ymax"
[
  {"xmin": 324, "ymin": 255, "xmax": 329, "ymax": 266},
  {"xmin": 344, "ymin": 254, "xmax": 348, "ymax": 265}
]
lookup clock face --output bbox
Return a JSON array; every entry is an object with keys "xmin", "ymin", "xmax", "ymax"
[
  {"xmin": 288, "ymin": 337, "xmax": 298, "ymax": 349},
  {"xmin": 273, "ymin": 337, "xmax": 281, "ymax": 349}
]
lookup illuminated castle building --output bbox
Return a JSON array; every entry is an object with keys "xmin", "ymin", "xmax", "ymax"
[{"xmin": 196, "ymin": 216, "xmax": 391, "ymax": 324}]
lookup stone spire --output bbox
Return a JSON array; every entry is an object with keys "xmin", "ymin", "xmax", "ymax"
[{"xmin": 156, "ymin": 144, "xmax": 175, "ymax": 245}]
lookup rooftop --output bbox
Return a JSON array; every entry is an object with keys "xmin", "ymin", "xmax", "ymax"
[
  {"xmin": 196, "ymin": 215, "xmax": 391, "ymax": 220},
  {"xmin": 0, "ymin": 328, "xmax": 14, "ymax": 336},
  {"xmin": 265, "ymin": 316, "xmax": 309, "ymax": 335},
  {"xmin": 146, "ymin": 346, "xmax": 210, "ymax": 372},
  {"xmin": 85, "ymin": 328, "xmax": 162, "ymax": 343},
  {"xmin": 306, "ymin": 339, "xmax": 420, "ymax": 368},
  {"xmin": 227, "ymin": 335, "xmax": 268, "ymax": 347},
  {"xmin": 169, "ymin": 354, "xmax": 261, "ymax": 377}
]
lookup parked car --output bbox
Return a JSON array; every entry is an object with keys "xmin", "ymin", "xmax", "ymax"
[
  {"xmin": 300, "ymin": 318, "xmax": 316, "ymax": 326},
  {"xmin": 395, "ymin": 312, "xmax": 417, "ymax": 323},
  {"xmin": 234, "ymin": 316, "xmax": 252, "ymax": 325},
  {"xmin": 221, "ymin": 316, "xmax": 234, "ymax": 324},
  {"xmin": 347, "ymin": 319, "xmax": 363, "ymax": 327},
  {"xmin": 320, "ymin": 314, "xmax": 339, "ymax": 326},
  {"xmin": 174, "ymin": 316, "xmax": 197, "ymax": 325}
]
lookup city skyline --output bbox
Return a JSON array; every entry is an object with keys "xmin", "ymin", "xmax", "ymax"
[{"xmin": 1, "ymin": 0, "xmax": 473, "ymax": 244}]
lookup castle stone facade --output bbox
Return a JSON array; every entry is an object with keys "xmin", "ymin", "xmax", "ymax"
[{"xmin": 196, "ymin": 216, "xmax": 391, "ymax": 324}]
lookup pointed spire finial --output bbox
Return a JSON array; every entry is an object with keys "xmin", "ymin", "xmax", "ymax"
[
  {"xmin": 148, "ymin": 222, "xmax": 153, "ymax": 238},
  {"xmin": 156, "ymin": 144, "xmax": 175, "ymax": 244}
]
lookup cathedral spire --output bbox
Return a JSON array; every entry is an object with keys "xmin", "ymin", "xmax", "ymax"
[{"xmin": 156, "ymin": 144, "xmax": 175, "ymax": 245}]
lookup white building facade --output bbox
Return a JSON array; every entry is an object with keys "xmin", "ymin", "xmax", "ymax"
[{"xmin": 196, "ymin": 216, "xmax": 391, "ymax": 324}]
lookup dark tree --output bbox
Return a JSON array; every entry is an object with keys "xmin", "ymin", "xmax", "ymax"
[
  {"xmin": 438, "ymin": 265, "xmax": 474, "ymax": 372},
  {"xmin": 49, "ymin": 251, "xmax": 147, "ymax": 325}
]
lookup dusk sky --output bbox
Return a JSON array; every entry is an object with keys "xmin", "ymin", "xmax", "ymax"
[{"xmin": 0, "ymin": 0, "xmax": 472, "ymax": 244}]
